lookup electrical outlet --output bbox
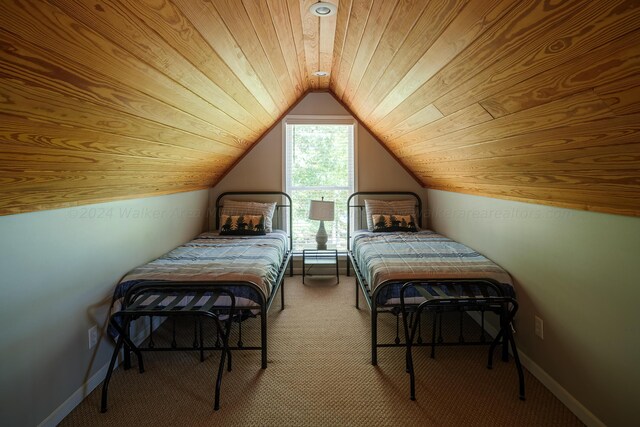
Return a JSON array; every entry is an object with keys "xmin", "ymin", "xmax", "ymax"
[
  {"xmin": 534, "ymin": 316, "xmax": 544, "ymax": 339},
  {"xmin": 88, "ymin": 325, "xmax": 98, "ymax": 349}
]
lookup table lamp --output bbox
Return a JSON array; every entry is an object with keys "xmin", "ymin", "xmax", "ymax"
[{"xmin": 308, "ymin": 199, "xmax": 334, "ymax": 250}]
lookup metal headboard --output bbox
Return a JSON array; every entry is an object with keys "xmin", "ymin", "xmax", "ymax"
[
  {"xmin": 346, "ymin": 191, "xmax": 422, "ymax": 251},
  {"xmin": 215, "ymin": 191, "xmax": 293, "ymax": 252}
]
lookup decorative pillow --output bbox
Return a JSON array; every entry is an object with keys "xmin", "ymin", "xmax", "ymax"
[
  {"xmin": 371, "ymin": 214, "xmax": 418, "ymax": 232},
  {"xmin": 364, "ymin": 199, "xmax": 419, "ymax": 231},
  {"xmin": 219, "ymin": 214, "xmax": 266, "ymax": 235},
  {"xmin": 220, "ymin": 200, "xmax": 277, "ymax": 232}
]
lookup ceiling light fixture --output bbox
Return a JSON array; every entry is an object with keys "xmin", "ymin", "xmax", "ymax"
[
  {"xmin": 309, "ymin": 2, "xmax": 337, "ymax": 17},
  {"xmin": 313, "ymin": 71, "xmax": 329, "ymax": 77}
]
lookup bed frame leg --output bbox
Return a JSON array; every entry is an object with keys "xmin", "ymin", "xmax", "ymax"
[
  {"xmin": 280, "ymin": 280, "xmax": 285, "ymax": 310},
  {"xmin": 123, "ymin": 319, "xmax": 133, "ymax": 370},
  {"xmin": 101, "ymin": 333, "xmax": 124, "ymax": 413},
  {"xmin": 407, "ymin": 313, "xmax": 419, "ymax": 400},
  {"xmin": 431, "ymin": 312, "xmax": 437, "ymax": 359},
  {"xmin": 509, "ymin": 331, "xmax": 526, "ymax": 400},
  {"xmin": 199, "ymin": 319, "xmax": 204, "ymax": 362},
  {"xmin": 355, "ymin": 280, "xmax": 360, "ymax": 309},
  {"xmin": 371, "ymin": 305, "xmax": 378, "ymax": 365},
  {"xmin": 260, "ymin": 310, "xmax": 267, "ymax": 369},
  {"xmin": 214, "ymin": 317, "xmax": 231, "ymax": 411},
  {"xmin": 501, "ymin": 311, "xmax": 509, "ymax": 362}
]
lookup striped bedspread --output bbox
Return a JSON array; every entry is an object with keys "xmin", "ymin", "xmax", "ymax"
[
  {"xmin": 113, "ymin": 231, "xmax": 289, "ymax": 305},
  {"xmin": 351, "ymin": 230, "xmax": 513, "ymax": 303}
]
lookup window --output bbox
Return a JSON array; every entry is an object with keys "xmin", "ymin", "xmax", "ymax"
[{"xmin": 285, "ymin": 117, "xmax": 356, "ymax": 251}]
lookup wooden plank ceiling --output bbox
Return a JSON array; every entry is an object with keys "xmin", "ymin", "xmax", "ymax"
[{"xmin": 1, "ymin": 0, "xmax": 639, "ymax": 216}]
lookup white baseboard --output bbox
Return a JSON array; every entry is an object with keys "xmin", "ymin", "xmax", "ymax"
[
  {"xmin": 38, "ymin": 317, "xmax": 163, "ymax": 427},
  {"xmin": 38, "ymin": 360, "xmax": 111, "ymax": 427},
  {"xmin": 467, "ymin": 313, "xmax": 605, "ymax": 427}
]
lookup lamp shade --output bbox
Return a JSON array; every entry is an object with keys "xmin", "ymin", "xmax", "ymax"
[{"xmin": 308, "ymin": 200, "xmax": 334, "ymax": 221}]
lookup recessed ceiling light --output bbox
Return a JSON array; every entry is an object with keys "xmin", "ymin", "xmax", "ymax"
[
  {"xmin": 309, "ymin": 2, "xmax": 337, "ymax": 17},
  {"xmin": 313, "ymin": 71, "xmax": 329, "ymax": 77}
]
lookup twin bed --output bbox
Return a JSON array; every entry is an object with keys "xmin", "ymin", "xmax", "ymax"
[
  {"xmin": 346, "ymin": 191, "xmax": 524, "ymax": 400},
  {"xmin": 101, "ymin": 192, "xmax": 292, "ymax": 411}
]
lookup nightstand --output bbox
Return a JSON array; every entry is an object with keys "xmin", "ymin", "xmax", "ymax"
[{"xmin": 302, "ymin": 249, "xmax": 339, "ymax": 285}]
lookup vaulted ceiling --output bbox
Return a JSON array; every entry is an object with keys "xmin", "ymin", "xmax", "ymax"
[{"xmin": 1, "ymin": 0, "xmax": 639, "ymax": 216}]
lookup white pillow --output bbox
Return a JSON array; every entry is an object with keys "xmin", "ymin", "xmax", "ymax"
[
  {"xmin": 364, "ymin": 199, "xmax": 419, "ymax": 231},
  {"xmin": 220, "ymin": 200, "xmax": 277, "ymax": 232}
]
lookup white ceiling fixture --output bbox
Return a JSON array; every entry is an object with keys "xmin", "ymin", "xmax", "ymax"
[
  {"xmin": 313, "ymin": 71, "xmax": 329, "ymax": 77},
  {"xmin": 309, "ymin": 2, "xmax": 337, "ymax": 17}
]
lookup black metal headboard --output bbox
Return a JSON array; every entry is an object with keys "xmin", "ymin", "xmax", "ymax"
[
  {"xmin": 215, "ymin": 191, "xmax": 293, "ymax": 252},
  {"xmin": 346, "ymin": 191, "xmax": 422, "ymax": 251}
]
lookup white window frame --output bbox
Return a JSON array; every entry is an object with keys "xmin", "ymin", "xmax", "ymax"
[{"xmin": 283, "ymin": 115, "xmax": 358, "ymax": 251}]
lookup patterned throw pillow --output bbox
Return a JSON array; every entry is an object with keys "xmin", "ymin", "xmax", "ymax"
[
  {"xmin": 371, "ymin": 214, "xmax": 417, "ymax": 232},
  {"xmin": 364, "ymin": 199, "xmax": 419, "ymax": 231},
  {"xmin": 220, "ymin": 200, "xmax": 277, "ymax": 232},
  {"xmin": 219, "ymin": 214, "xmax": 266, "ymax": 235}
]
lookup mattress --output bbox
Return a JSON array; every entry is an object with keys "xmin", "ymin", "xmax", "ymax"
[
  {"xmin": 351, "ymin": 230, "xmax": 513, "ymax": 304},
  {"xmin": 113, "ymin": 230, "xmax": 289, "ymax": 307}
]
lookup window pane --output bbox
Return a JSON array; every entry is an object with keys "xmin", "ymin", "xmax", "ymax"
[
  {"xmin": 285, "ymin": 122, "xmax": 354, "ymax": 251},
  {"xmin": 291, "ymin": 125, "xmax": 350, "ymax": 188}
]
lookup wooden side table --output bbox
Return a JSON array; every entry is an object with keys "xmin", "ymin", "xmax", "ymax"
[{"xmin": 302, "ymin": 249, "xmax": 339, "ymax": 285}]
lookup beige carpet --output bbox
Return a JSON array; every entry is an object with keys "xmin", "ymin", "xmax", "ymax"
[{"xmin": 62, "ymin": 276, "xmax": 582, "ymax": 426}]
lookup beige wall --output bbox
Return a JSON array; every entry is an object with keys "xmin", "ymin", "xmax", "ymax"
[
  {"xmin": 210, "ymin": 92, "xmax": 426, "ymax": 229},
  {"xmin": 0, "ymin": 190, "xmax": 209, "ymax": 426},
  {"xmin": 427, "ymin": 189, "xmax": 640, "ymax": 427}
]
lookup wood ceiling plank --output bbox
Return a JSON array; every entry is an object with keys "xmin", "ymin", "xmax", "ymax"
[
  {"xmin": 51, "ymin": 0, "xmax": 266, "ymax": 135},
  {"xmin": 266, "ymin": 0, "xmax": 308, "ymax": 94},
  {"xmin": 419, "ymin": 170, "xmax": 640, "ymax": 194},
  {"xmin": 371, "ymin": 0, "xmax": 556, "ymax": 128},
  {"xmin": 0, "ymin": 115, "xmax": 232, "ymax": 163},
  {"xmin": 173, "ymin": 0, "xmax": 287, "ymax": 113},
  {"xmin": 384, "ymin": 103, "xmax": 493, "ymax": 152},
  {"xmin": 397, "ymin": 113, "xmax": 640, "ymax": 164},
  {"xmin": 379, "ymin": 104, "xmax": 444, "ymax": 142},
  {"xmin": 0, "ymin": 30, "xmax": 253, "ymax": 151},
  {"xmin": 422, "ymin": 181, "xmax": 640, "ymax": 216},
  {"xmin": 355, "ymin": 0, "xmax": 469, "ymax": 121},
  {"xmin": 0, "ymin": 171, "xmax": 218, "ymax": 191},
  {"xmin": 0, "ymin": 182, "xmax": 214, "ymax": 216},
  {"xmin": 340, "ymin": 0, "xmax": 396, "ymax": 106},
  {"xmin": 378, "ymin": 0, "xmax": 638, "ymax": 131},
  {"xmin": 242, "ymin": 0, "xmax": 303, "ymax": 98},
  {"xmin": 299, "ymin": 0, "xmax": 320, "ymax": 90},
  {"xmin": 0, "ymin": 77, "xmax": 244, "ymax": 156},
  {"xmin": 0, "ymin": 145, "xmax": 230, "ymax": 172},
  {"xmin": 0, "ymin": 0, "xmax": 255, "ymax": 144},
  {"xmin": 329, "ymin": 0, "xmax": 352, "ymax": 92},
  {"xmin": 435, "ymin": 0, "xmax": 640, "ymax": 116},
  {"xmin": 480, "ymin": 29, "xmax": 640, "ymax": 118},
  {"xmin": 363, "ymin": 0, "xmax": 513, "ymax": 126},
  {"xmin": 346, "ymin": 0, "xmax": 429, "ymax": 112},
  {"xmin": 357, "ymin": 0, "xmax": 468, "ymax": 122},
  {"xmin": 114, "ymin": 0, "xmax": 275, "ymax": 128},
  {"xmin": 331, "ymin": 0, "xmax": 374, "ymax": 100},
  {"xmin": 595, "ymin": 77, "xmax": 640, "ymax": 116},
  {"xmin": 211, "ymin": 0, "xmax": 295, "ymax": 107},
  {"xmin": 286, "ymin": 0, "xmax": 311, "ymax": 90},
  {"xmin": 318, "ymin": 0, "xmax": 339, "ymax": 89},
  {"xmin": 396, "ymin": 91, "xmax": 615, "ymax": 158},
  {"xmin": 409, "ymin": 143, "xmax": 640, "ymax": 174}
]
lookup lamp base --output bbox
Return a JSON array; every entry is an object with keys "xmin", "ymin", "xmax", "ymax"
[{"xmin": 316, "ymin": 220, "xmax": 328, "ymax": 250}]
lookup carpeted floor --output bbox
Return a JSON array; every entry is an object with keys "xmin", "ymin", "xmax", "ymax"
[{"xmin": 62, "ymin": 276, "xmax": 582, "ymax": 426}]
